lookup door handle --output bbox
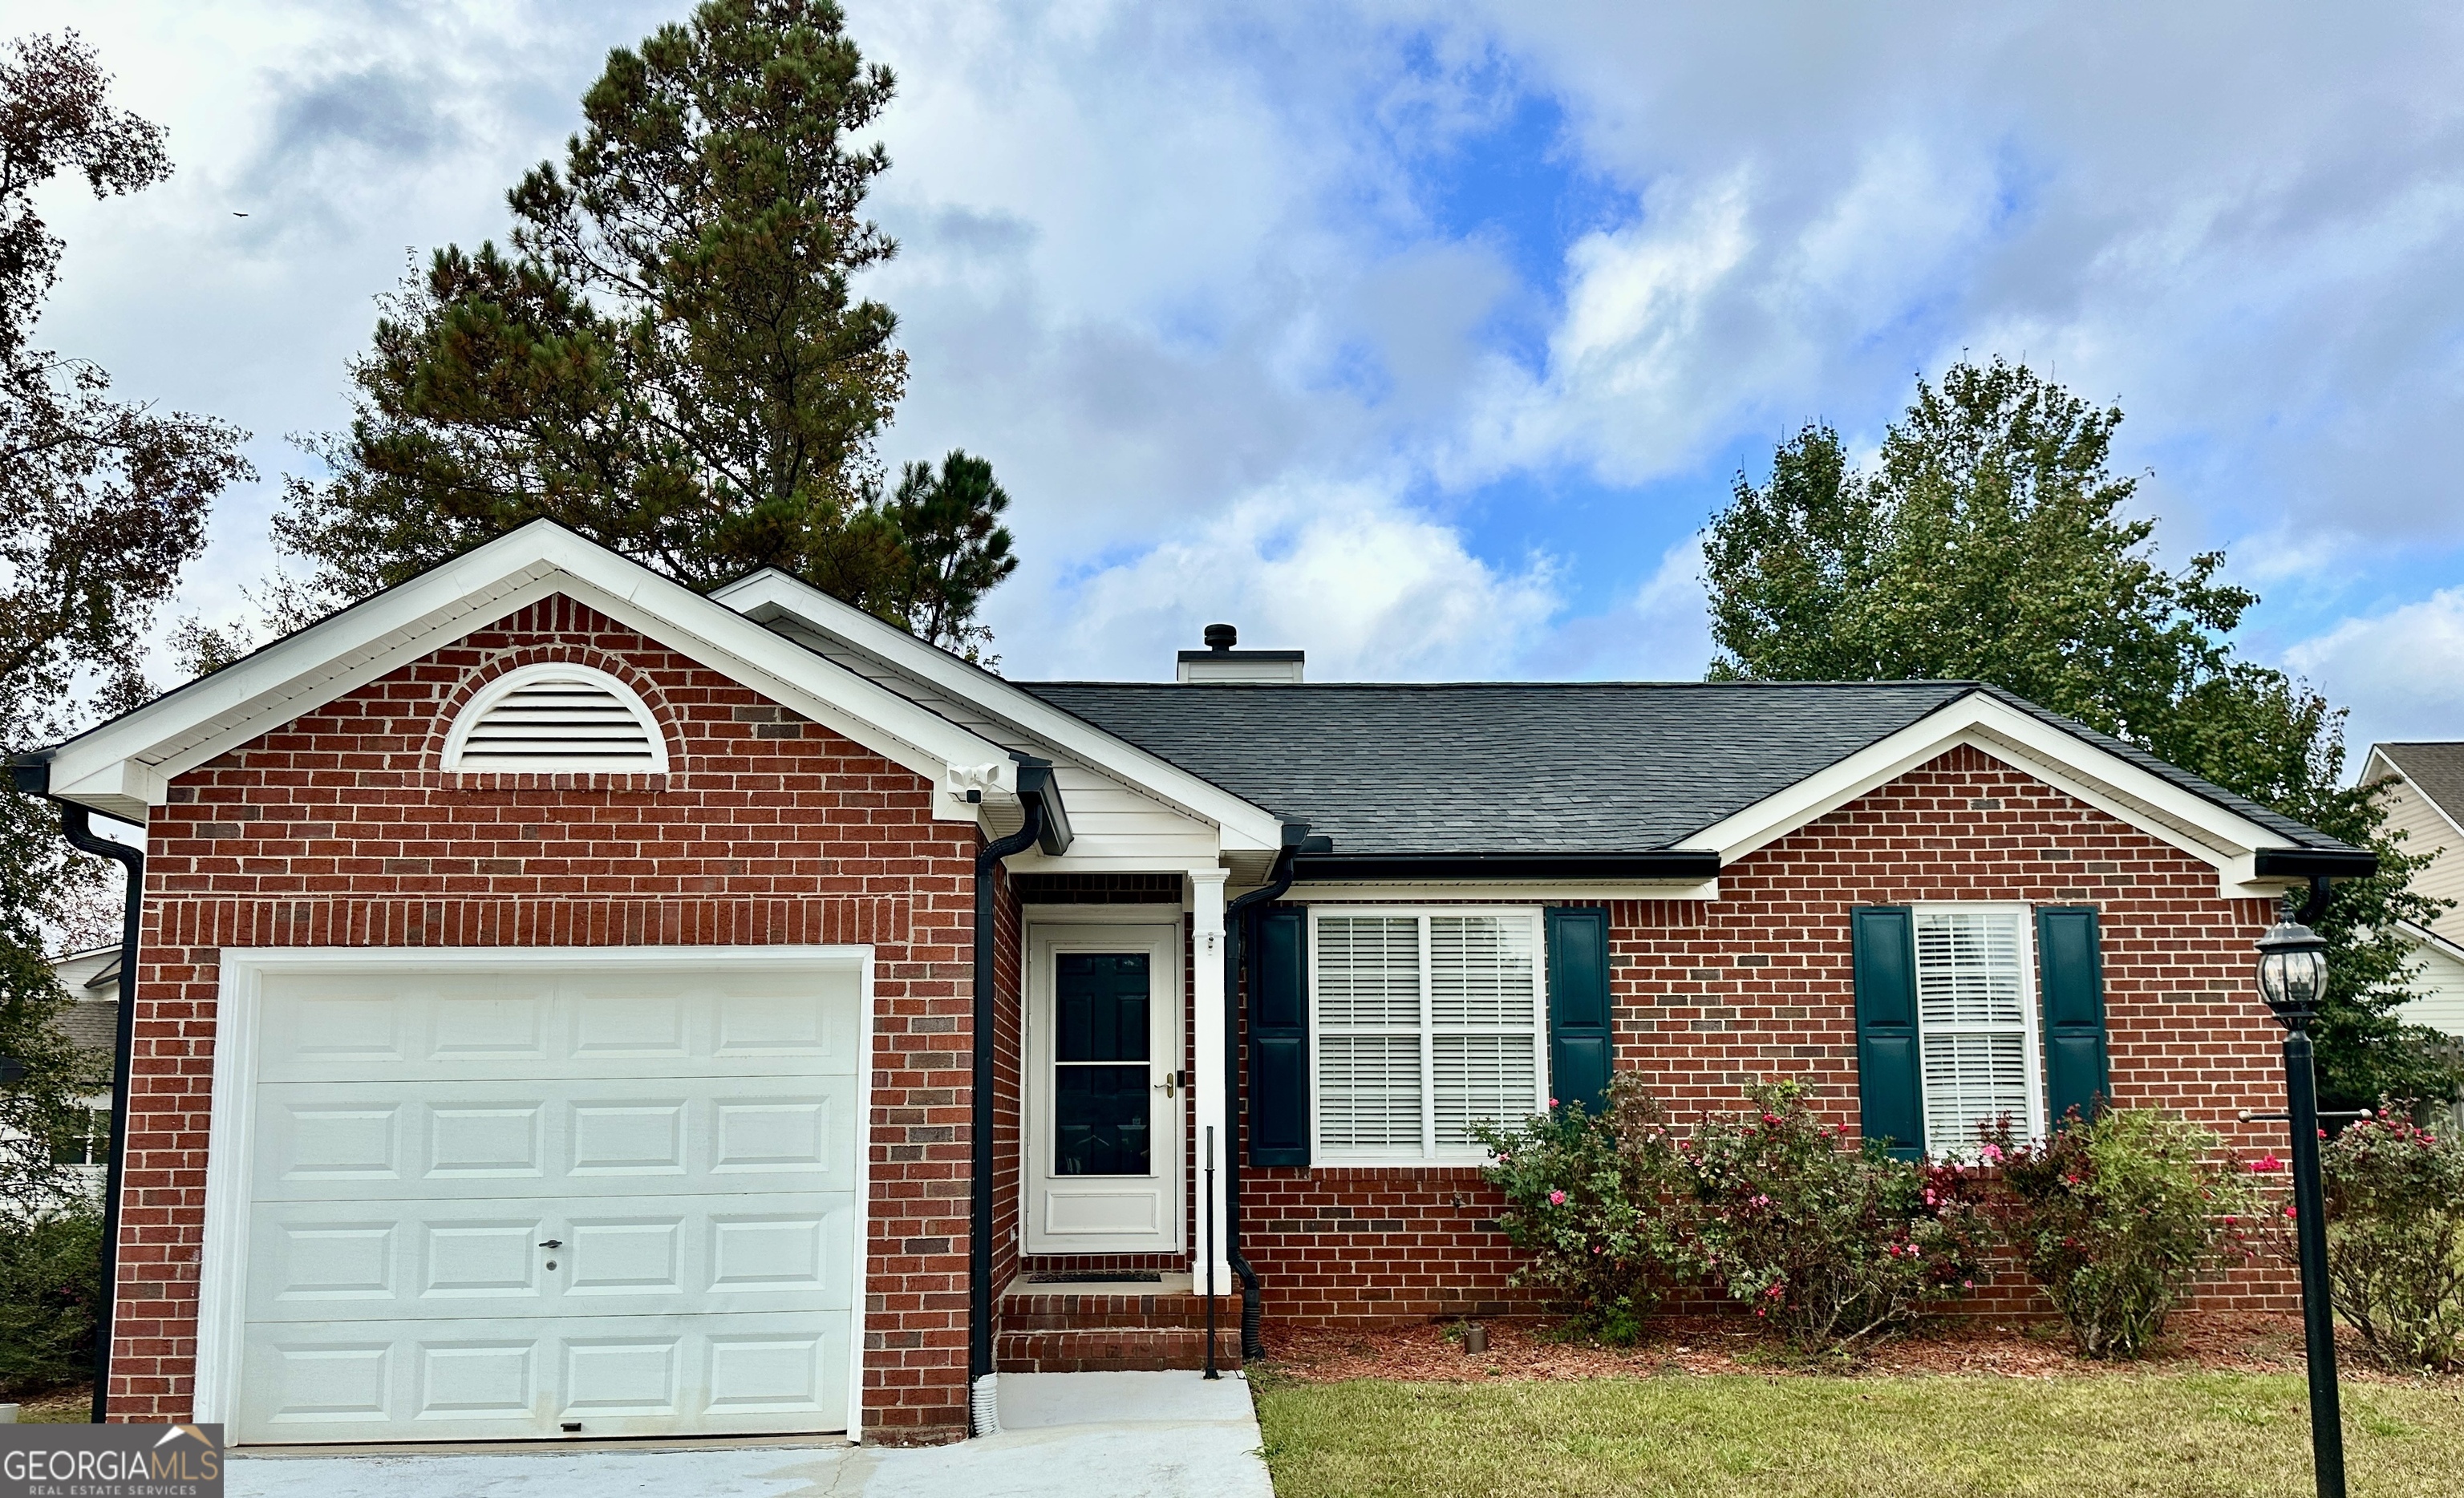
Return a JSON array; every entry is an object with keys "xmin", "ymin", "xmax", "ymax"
[
  {"xmin": 538, "ymin": 1239, "xmax": 563, "ymax": 1249},
  {"xmin": 1156, "ymin": 1072, "xmax": 1175, "ymax": 1098}
]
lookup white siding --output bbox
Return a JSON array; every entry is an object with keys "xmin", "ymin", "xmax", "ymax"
[
  {"xmin": 2373, "ymin": 763, "xmax": 2464, "ymax": 942},
  {"xmin": 771, "ymin": 621, "xmax": 1222, "ymax": 866},
  {"xmin": 2399, "ymin": 932, "xmax": 2464, "ymax": 1038}
]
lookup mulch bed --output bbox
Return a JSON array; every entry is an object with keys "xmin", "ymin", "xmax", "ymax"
[{"xmin": 1258, "ymin": 1311, "xmax": 2420, "ymax": 1384}]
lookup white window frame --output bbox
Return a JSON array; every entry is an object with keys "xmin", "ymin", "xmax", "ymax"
[
  {"xmin": 440, "ymin": 662, "xmax": 671, "ymax": 774},
  {"xmin": 1306, "ymin": 905, "xmax": 1550, "ymax": 1167},
  {"xmin": 1910, "ymin": 901, "xmax": 2048, "ymax": 1156}
]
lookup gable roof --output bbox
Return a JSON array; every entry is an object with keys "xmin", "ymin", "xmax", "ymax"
[
  {"xmin": 1023, "ymin": 678, "xmax": 2365, "ymax": 881},
  {"xmin": 30, "ymin": 521, "xmax": 1019, "ymax": 821},
  {"xmin": 1021, "ymin": 680, "xmax": 1965, "ymax": 853},
  {"xmin": 2372, "ymin": 743, "xmax": 2464, "ymax": 832}
]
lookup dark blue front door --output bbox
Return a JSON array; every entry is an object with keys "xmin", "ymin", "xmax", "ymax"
[{"xmin": 1053, "ymin": 952, "xmax": 1152, "ymax": 1176}]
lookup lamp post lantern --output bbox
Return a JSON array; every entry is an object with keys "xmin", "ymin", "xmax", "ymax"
[{"xmin": 2255, "ymin": 899, "xmax": 2344, "ymax": 1498}]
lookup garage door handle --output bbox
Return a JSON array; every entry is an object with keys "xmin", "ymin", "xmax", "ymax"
[{"xmin": 537, "ymin": 1239, "xmax": 562, "ymax": 1249}]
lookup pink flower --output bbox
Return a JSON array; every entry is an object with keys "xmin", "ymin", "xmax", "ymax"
[
  {"xmin": 2252, "ymin": 1156, "xmax": 2284, "ymax": 1173},
  {"xmin": 1549, "ymin": 1189, "xmax": 1567, "ymax": 1205},
  {"xmin": 1980, "ymin": 1144, "xmax": 2004, "ymax": 1164},
  {"xmin": 2285, "ymin": 1204, "xmax": 2298, "ymax": 1219},
  {"xmin": 1550, "ymin": 1098, "xmax": 1559, "ymax": 1108}
]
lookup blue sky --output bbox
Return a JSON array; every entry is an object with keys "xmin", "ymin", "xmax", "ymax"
[{"xmin": 17, "ymin": 0, "xmax": 2464, "ymax": 758}]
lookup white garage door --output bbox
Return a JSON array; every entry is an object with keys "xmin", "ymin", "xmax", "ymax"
[{"xmin": 219, "ymin": 953, "xmax": 865, "ymax": 1444}]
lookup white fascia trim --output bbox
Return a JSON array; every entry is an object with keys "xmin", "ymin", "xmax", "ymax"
[
  {"xmin": 1673, "ymin": 692, "xmax": 2300, "ymax": 897},
  {"xmin": 1284, "ymin": 879, "xmax": 1720, "ymax": 903},
  {"xmin": 2367, "ymin": 746, "xmax": 2464, "ymax": 848},
  {"xmin": 2400, "ymin": 919, "xmax": 2464, "ymax": 966},
  {"xmin": 44, "ymin": 523, "xmax": 1013, "ymax": 822},
  {"xmin": 713, "ymin": 569, "xmax": 1287, "ymax": 852}
]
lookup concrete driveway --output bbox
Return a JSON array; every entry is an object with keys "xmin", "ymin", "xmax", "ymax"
[{"xmin": 228, "ymin": 1371, "xmax": 1275, "ymax": 1498}]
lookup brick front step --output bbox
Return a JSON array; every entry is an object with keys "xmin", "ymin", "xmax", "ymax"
[{"xmin": 995, "ymin": 1273, "xmax": 1244, "ymax": 1372}]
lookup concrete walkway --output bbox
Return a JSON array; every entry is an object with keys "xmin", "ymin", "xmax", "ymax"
[{"xmin": 229, "ymin": 1371, "xmax": 1275, "ymax": 1498}]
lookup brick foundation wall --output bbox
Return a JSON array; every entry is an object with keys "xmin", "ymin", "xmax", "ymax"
[
  {"xmin": 1240, "ymin": 745, "xmax": 2301, "ymax": 1332},
  {"xmin": 116, "ymin": 595, "xmax": 981, "ymax": 1443}
]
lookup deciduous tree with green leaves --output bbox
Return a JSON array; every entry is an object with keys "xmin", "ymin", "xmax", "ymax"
[
  {"xmin": 278, "ymin": 0, "xmax": 1016, "ymax": 654},
  {"xmin": 1704, "ymin": 358, "xmax": 2454, "ymax": 1111},
  {"xmin": 0, "ymin": 30, "xmax": 249, "ymax": 1215}
]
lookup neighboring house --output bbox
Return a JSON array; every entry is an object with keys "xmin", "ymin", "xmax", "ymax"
[
  {"xmin": 47, "ymin": 945, "xmax": 117, "ymax": 1173},
  {"xmin": 2361, "ymin": 743, "xmax": 2464, "ymax": 1043},
  {"xmin": 21, "ymin": 521, "xmax": 2361, "ymax": 1447},
  {"xmin": 5, "ymin": 945, "xmax": 117, "ymax": 1192}
]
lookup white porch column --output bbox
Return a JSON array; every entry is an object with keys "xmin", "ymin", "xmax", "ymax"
[{"xmin": 1188, "ymin": 868, "xmax": 1233, "ymax": 1295}]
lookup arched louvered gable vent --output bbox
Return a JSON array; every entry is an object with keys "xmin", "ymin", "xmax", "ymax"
[{"xmin": 442, "ymin": 664, "xmax": 671, "ymax": 774}]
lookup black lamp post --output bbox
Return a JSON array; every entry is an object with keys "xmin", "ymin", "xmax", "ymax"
[{"xmin": 2255, "ymin": 901, "xmax": 2344, "ymax": 1498}]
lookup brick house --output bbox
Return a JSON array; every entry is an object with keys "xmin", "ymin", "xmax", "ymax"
[{"xmin": 19, "ymin": 520, "xmax": 2365, "ymax": 1447}]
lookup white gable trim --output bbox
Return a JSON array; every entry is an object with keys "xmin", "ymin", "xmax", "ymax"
[
  {"xmin": 43, "ymin": 523, "xmax": 1014, "ymax": 821},
  {"xmin": 712, "ymin": 569, "xmax": 1287, "ymax": 853},
  {"xmin": 2365, "ymin": 746, "xmax": 2464, "ymax": 848},
  {"xmin": 1672, "ymin": 691, "xmax": 2311, "ymax": 898}
]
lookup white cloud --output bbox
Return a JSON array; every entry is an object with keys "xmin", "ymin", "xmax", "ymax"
[
  {"xmin": 2284, "ymin": 589, "xmax": 2464, "ymax": 755},
  {"xmin": 993, "ymin": 476, "xmax": 1561, "ymax": 680}
]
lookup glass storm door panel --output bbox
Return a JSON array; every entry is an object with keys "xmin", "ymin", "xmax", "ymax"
[
  {"xmin": 1026, "ymin": 925, "xmax": 1181, "ymax": 1256},
  {"xmin": 1052, "ymin": 953, "xmax": 1151, "ymax": 1176}
]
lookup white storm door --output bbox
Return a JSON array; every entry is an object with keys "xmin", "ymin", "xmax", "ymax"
[
  {"xmin": 220, "ymin": 952, "xmax": 865, "ymax": 1445},
  {"xmin": 1025, "ymin": 923, "xmax": 1182, "ymax": 1254}
]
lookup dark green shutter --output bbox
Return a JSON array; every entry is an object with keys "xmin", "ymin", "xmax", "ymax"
[
  {"xmin": 1851, "ymin": 905, "xmax": 1924, "ymax": 1160},
  {"xmin": 1545, "ymin": 906, "xmax": 1613, "ymax": 1116},
  {"xmin": 2036, "ymin": 905, "xmax": 2110, "ymax": 1131},
  {"xmin": 1247, "ymin": 905, "xmax": 1310, "ymax": 1167}
]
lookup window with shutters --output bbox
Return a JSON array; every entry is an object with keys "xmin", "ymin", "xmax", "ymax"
[
  {"xmin": 1911, "ymin": 904, "xmax": 2046, "ymax": 1156},
  {"xmin": 1309, "ymin": 908, "xmax": 1549, "ymax": 1164},
  {"xmin": 442, "ymin": 663, "xmax": 670, "ymax": 774}
]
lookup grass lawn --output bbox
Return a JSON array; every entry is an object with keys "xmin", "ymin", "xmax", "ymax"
[{"xmin": 1254, "ymin": 1373, "xmax": 2464, "ymax": 1498}]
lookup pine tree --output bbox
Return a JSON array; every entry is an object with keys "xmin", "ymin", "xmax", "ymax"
[{"xmin": 278, "ymin": 0, "xmax": 1016, "ymax": 651}]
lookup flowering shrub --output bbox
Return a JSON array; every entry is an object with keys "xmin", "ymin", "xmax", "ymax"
[
  {"xmin": 2323, "ymin": 1108, "xmax": 2464, "ymax": 1371},
  {"xmin": 1988, "ymin": 1107, "xmax": 2260, "ymax": 1359},
  {"xmin": 1475, "ymin": 1077, "xmax": 1688, "ymax": 1342},
  {"xmin": 1678, "ymin": 1082, "xmax": 1992, "ymax": 1350}
]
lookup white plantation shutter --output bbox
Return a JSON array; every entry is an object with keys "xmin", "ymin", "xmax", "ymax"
[
  {"xmin": 1318, "ymin": 1034, "xmax": 1424, "ymax": 1151},
  {"xmin": 1316, "ymin": 917, "xmax": 1422, "ymax": 1026},
  {"xmin": 444, "ymin": 666, "xmax": 668, "ymax": 773},
  {"xmin": 1913, "ymin": 909, "xmax": 2039, "ymax": 1154},
  {"xmin": 1314, "ymin": 910, "xmax": 1546, "ymax": 1160}
]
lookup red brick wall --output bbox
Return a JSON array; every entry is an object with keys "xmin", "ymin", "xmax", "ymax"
[
  {"xmin": 1241, "ymin": 744, "xmax": 2299, "ymax": 1332},
  {"xmin": 116, "ymin": 596, "xmax": 981, "ymax": 1443}
]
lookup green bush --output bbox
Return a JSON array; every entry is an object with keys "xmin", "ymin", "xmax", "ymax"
[
  {"xmin": 1680, "ymin": 1082, "xmax": 1992, "ymax": 1350},
  {"xmin": 2323, "ymin": 1108, "xmax": 2464, "ymax": 1371},
  {"xmin": 1475, "ymin": 1077, "xmax": 1688, "ymax": 1342},
  {"xmin": 1989, "ymin": 1107, "xmax": 2260, "ymax": 1359},
  {"xmin": 0, "ymin": 1201, "xmax": 101, "ymax": 1396}
]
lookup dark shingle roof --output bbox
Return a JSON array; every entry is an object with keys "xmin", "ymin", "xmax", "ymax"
[
  {"xmin": 1019, "ymin": 679, "xmax": 2361, "ymax": 858},
  {"xmin": 2376, "ymin": 743, "xmax": 2464, "ymax": 826}
]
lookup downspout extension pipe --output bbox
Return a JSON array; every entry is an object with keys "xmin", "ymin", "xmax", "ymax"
[
  {"xmin": 967, "ymin": 792, "xmax": 1045, "ymax": 1436},
  {"xmin": 1222, "ymin": 824, "xmax": 1308, "ymax": 1362},
  {"xmin": 9, "ymin": 758, "xmax": 143, "ymax": 1427}
]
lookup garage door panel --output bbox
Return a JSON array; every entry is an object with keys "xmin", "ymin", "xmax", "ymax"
[
  {"xmin": 246, "ymin": 1195, "xmax": 853, "ymax": 1322},
  {"xmin": 235, "ymin": 1310, "xmax": 850, "ymax": 1443},
  {"xmin": 252, "ymin": 1083, "xmax": 855, "ymax": 1201},
  {"xmin": 257, "ymin": 967, "xmax": 861, "ymax": 1084},
  {"xmin": 233, "ymin": 956, "xmax": 862, "ymax": 1443}
]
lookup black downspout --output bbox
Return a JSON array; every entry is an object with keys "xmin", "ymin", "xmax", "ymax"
[
  {"xmin": 968, "ymin": 796, "xmax": 1044, "ymax": 1426},
  {"xmin": 52, "ymin": 799, "xmax": 142, "ymax": 1427},
  {"xmin": 1222, "ymin": 826, "xmax": 1306, "ymax": 1362}
]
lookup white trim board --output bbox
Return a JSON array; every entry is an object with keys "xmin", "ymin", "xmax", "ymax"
[
  {"xmin": 713, "ymin": 569, "xmax": 1288, "ymax": 854},
  {"xmin": 192, "ymin": 944, "xmax": 877, "ymax": 1445},
  {"xmin": 42, "ymin": 522, "xmax": 1011, "ymax": 823},
  {"xmin": 1675, "ymin": 692, "xmax": 2317, "ymax": 899}
]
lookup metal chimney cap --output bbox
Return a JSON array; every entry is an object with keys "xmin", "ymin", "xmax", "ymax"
[{"xmin": 1202, "ymin": 623, "xmax": 1238, "ymax": 651}]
